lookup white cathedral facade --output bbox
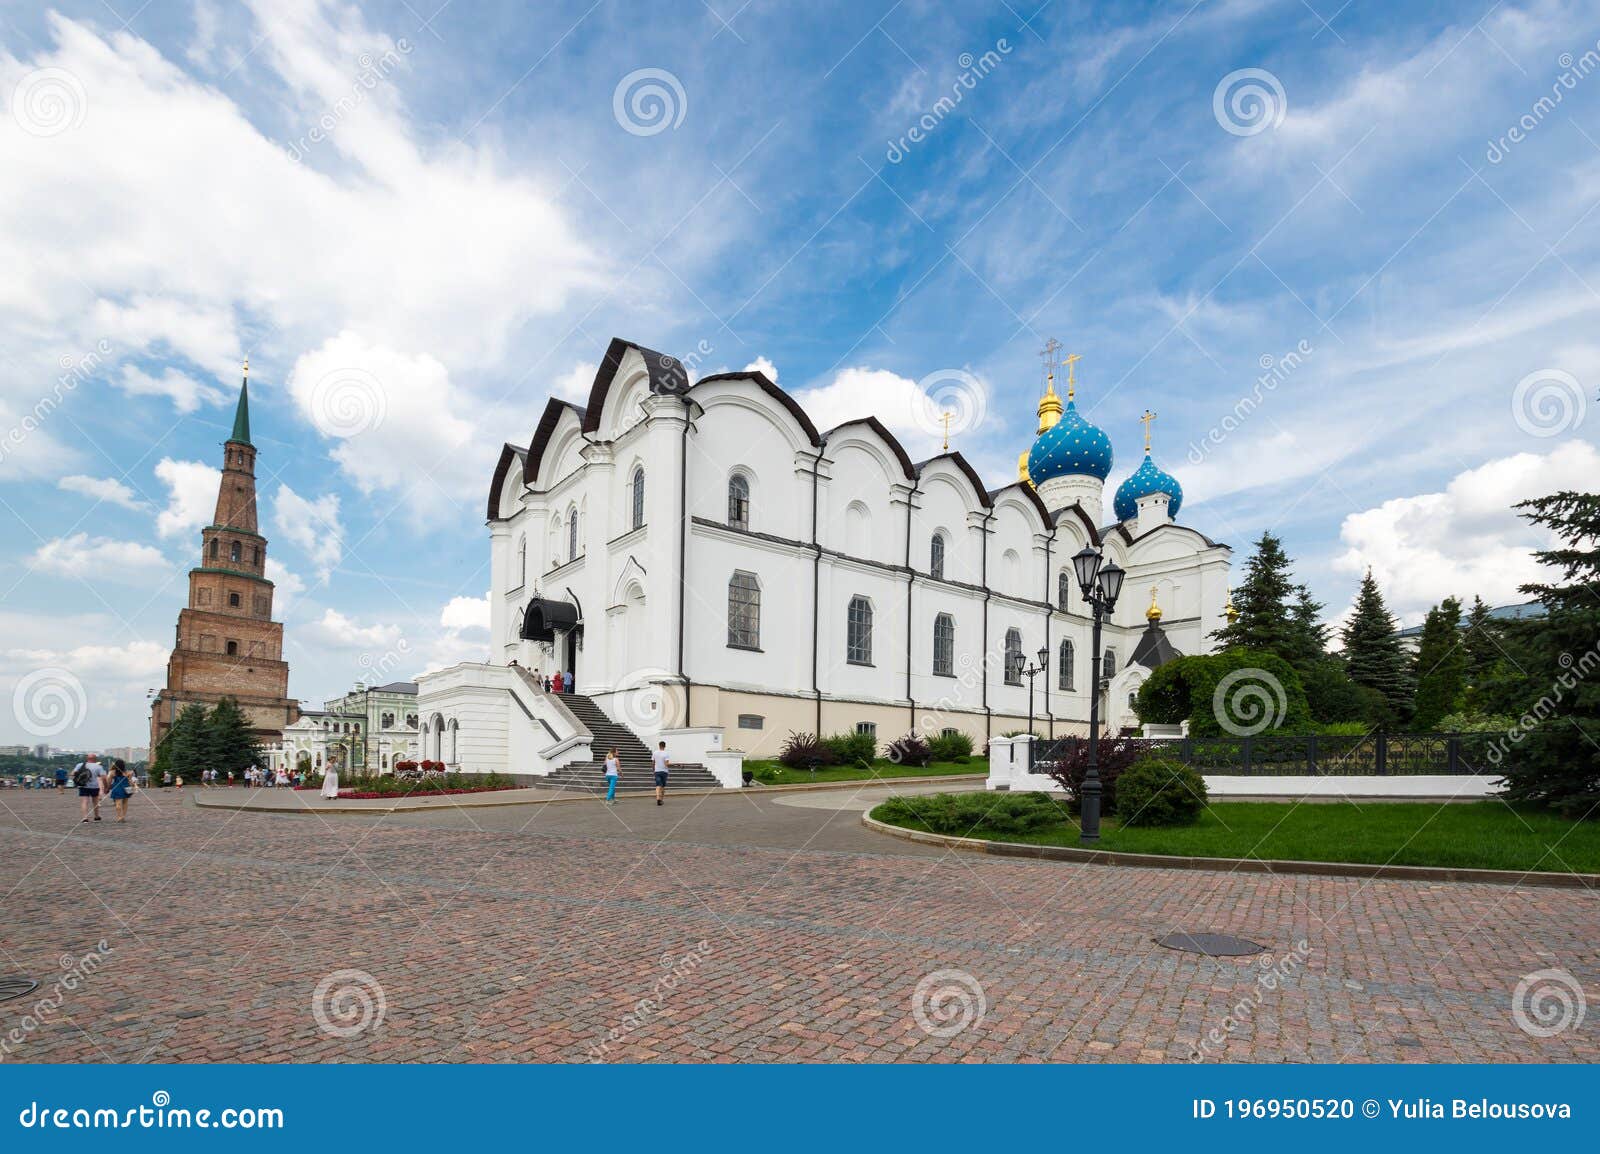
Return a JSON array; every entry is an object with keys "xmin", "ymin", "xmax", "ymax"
[{"xmin": 417, "ymin": 338, "xmax": 1231, "ymax": 780}]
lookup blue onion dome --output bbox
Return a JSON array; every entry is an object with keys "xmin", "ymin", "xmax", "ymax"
[
  {"xmin": 1113, "ymin": 451, "xmax": 1183, "ymax": 522},
  {"xmin": 1027, "ymin": 398, "xmax": 1113, "ymax": 483}
]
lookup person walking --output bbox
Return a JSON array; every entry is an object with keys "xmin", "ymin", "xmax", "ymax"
[
  {"xmin": 603, "ymin": 747, "xmax": 620, "ymax": 805},
  {"xmin": 74, "ymin": 754, "xmax": 106, "ymax": 822},
  {"xmin": 107, "ymin": 759, "xmax": 132, "ymax": 822},
  {"xmin": 651, "ymin": 741, "xmax": 671, "ymax": 807},
  {"xmin": 551, "ymin": 669, "xmax": 564, "ymax": 694}
]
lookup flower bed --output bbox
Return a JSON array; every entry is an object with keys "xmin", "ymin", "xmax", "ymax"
[
  {"xmin": 295, "ymin": 771, "xmax": 517, "ymax": 798},
  {"xmin": 334, "ymin": 784, "xmax": 519, "ymax": 800}
]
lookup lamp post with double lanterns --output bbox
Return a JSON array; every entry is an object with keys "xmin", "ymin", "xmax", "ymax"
[
  {"xmin": 1071, "ymin": 544, "xmax": 1125, "ymax": 843},
  {"xmin": 1007, "ymin": 645, "xmax": 1050, "ymax": 772}
]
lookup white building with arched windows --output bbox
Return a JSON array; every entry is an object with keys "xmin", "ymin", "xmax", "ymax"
[{"xmin": 417, "ymin": 338, "xmax": 1231, "ymax": 781}]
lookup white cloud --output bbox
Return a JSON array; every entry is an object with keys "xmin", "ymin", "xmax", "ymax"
[
  {"xmin": 265, "ymin": 558, "xmax": 307, "ymax": 615},
  {"xmin": 286, "ymin": 331, "xmax": 480, "ymax": 505},
  {"xmin": 272, "ymin": 484, "xmax": 343, "ymax": 580},
  {"xmin": 794, "ymin": 366, "xmax": 989, "ymax": 461},
  {"xmin": 58, "ymin": 474, "xmax": 145, "ymax": 509},
  {"xmin": 302, "ymin": 607, "xmax": 403, "ymax": 651},
  {"xmin": 551, "ymin": 362, "xmax": 595, "ymax": 403},
  {"xmin": 1332, "ymin": 441, "xmax": 1597, "ymax": 625},
  {"xmin": 439, "ymin": 594, "xmax": 490, "ymax": 631},
  {"xmin": 744, "ymin": 356, "xmax": 778, "ymax": 382},
  {"xmin": 116, "ymin": 364, "xmax": 226, "ymax": 414},
  {"xmin": 28, "ymin": 533, "xmax": 170, "ymax": 581},
  {"xmin": 153, "ymin": 458, "xmax": 220, "ymax": 538}
]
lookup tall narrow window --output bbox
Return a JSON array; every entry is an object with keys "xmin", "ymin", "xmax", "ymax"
[
  {"xmin": 847, "ymin": 596, "xmax": 873, "ymax": 665},
  {"xmin": 1057, "ymin": 570, "xmax": 1070, "ymax": 611},
  {"xmin": 727, "ymin": 570, "xmax": 761, "ymax": 648},
  {"xmin": 253, "ymin": 545, "xmax": 261, "ymax": 565},
  {"xmin": 516, "ymin": 536, "xmax": 527, "ymax": 587},
  {"xmin": 209, "ymin": 539, "xmax": 218, "ymax": 560},
  {"xmin": 631, "ymin": 466, "xmax": 645, "ymax": 530},
  {"xmin": 1058, "ymin": 638, "xmax": 1075, "ymax": 691},
  {"xmin": 230, "ymin": 541, "xmax": 241, "ymax": 562},
  {"xmin": 1102, "ymin": 648, "xmax": 1117, "ymax": 680},
  {"xmin": 1004, "ymin": 628, "xmax": 1023, "ymax": 686},
  {"xmin": 933, "ymin": 613, "xmax": 955, "ymax": 676},
  {"xmin": 567, "ymin": 508, "xmax": 578, "ymax": 561},
  {"xmin": 930, "ymin": 533, "xmax": 946, "ymax": 579},
  {"xmin": 728, "ymin": 473, "xmax": 750, "ymax": 530}
]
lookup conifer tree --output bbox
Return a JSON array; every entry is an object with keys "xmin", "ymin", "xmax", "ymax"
[
  {"xmin": 1340, "ymin": 569, "xmax": 1412, "ymax": 721},
  {"xmin": 1287, "ymin": 584, "xmax": 1330, "ymax": 669},
  {"xmin": 161, "ymin": 703, "xmax": 210, "ymax": 781},
  {"xmin": 1411, "ymin": 596, "xmax": 1466, "ymax": 730},
  {"xmin": 205, "ymin": 697, "xmax": 263, "ymax": 775},
  {"xmin": 1500, "ymin": 492, "xmax": 1600, "ymax": 817},
  {"xmin": 1212, "ymin": 531, "xmax": 1298, "ymax": 656}
]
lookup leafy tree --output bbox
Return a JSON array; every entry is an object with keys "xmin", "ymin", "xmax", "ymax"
[
  {"xmin": 1340, "ymin": 570, "xmax": 1412, "ymax": 722},
  {"xmin": 205, "ymin": 697, "xmax": 263, "ymax": 774},
  {"xmin": 1412, "ymin": 596, "xmax": 1467, "ymax": 730},
  {"xmin": 1299, "ymin": 656, "xmax": 1368, "ymax": 724},
  {"xmin": 1136, "ymin": 648, "xmax": 1314, "ymax": 736},
  {"xmin": 1212, "ymin": 532, "xmax": 1299, "ymax": 656},
  {"xmin": 1499, "ymin": 492, "xmax": 1600, "ymax": 818}
]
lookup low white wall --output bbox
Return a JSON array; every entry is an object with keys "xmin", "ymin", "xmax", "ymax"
[
  {"xmin": 703, "ymin": 749, "xmax": 746, "ymax": 789},
  {"xmin": 659, "ymin": 726, "xmax": 725, "ymax": 766},
  {"xmin": 1207, "ymin": 774, "xmax": 1504, "ymax": 799}
]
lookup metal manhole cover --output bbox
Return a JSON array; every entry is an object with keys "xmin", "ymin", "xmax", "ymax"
[
  {"xmin": 1155, "ymin": 932, "xmax": 1268, "ymax": 957},
  {"xmin": 0, "ymin": 977, "xmax": 39, "ymax": 1004}
]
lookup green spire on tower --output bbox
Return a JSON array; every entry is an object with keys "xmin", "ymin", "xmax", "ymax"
[{"xmin": 230, "ymin": 359, "xmax": 252, "ymax": 445}]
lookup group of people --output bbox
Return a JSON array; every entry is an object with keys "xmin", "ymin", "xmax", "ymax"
[
  {"xmin": 601, "ymin": 741, "xmax": 673, "ymax": 807},
  {"xmin": 71, "ymin": 753, "xmax": 134, "ymax": 823},
  {"xmin": 510, "ymin": 660, "xmax": 576, "ymax": 695}
]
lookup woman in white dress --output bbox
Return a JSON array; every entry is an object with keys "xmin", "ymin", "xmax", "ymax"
[{"xmin": 320, "ymin": 764, "xmax": 340, "ymax": 798}]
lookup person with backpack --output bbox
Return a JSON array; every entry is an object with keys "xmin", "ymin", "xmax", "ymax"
[
  {"xmin": 652, "ymin": 741, "xmax": 671, "ymax": 807},
  {"xmin": 107, "ymin": 759, "xmax": 132, "ymax": 822},
  {"xmin": 73, "ymin": 754, "xmax": 105, "ymax": 822},
  {"xmin": 604, "ymin": 747, "xmax": 620, "ymax": 805}
]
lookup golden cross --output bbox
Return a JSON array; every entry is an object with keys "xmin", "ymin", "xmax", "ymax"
[
  {"xmin": 1038, "ymin": 337, "xmax": 1062, "ymax": 377},
  {"xmin": 941, "ymin": 410, "xmax": 953, "ymax": 452},
  {"xmin": 1063, "ymin": 352, "xmax": 1081, "ymax": 399},
  {"xmin": 242, "ymin": 356, "xmax": 249, "ymax": 383},
  {"xmin": 1140, "ymin": 408, "xmax": 1157, "ymax": 452}
]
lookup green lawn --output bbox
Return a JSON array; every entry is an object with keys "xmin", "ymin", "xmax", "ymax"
[
  {"xmin": 748, "ymin": 758, "xmax": 986, "ymax": 785},
  {"xmin": 872, "ymin": 795, "xmax": 1600, "ymax": 874}
]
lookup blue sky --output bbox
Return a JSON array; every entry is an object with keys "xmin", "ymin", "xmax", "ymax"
[{"xmin": 1, "ymin": 0, "xmax": 1597, "ymax": 745}]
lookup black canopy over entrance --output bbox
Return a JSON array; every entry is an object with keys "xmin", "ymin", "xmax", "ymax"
[{"xmin": 520, "ymin": 598, "xmax": 580, "ymax": 642}]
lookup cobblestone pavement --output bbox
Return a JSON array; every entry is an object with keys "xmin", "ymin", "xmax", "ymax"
[{"xmin": 1, "ymin": 787, "xmax": 1595, "ymax": 1064}]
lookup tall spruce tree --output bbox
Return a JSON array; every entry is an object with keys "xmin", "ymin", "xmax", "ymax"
[
  {"xmin": 162, "ymin": 703, "xmax": 210, "ymax": 781},
  {"xmin": 1411, "ymin": 596, "xmax": 1466, "ymax": 730},
  {"xmin": 1340, "ymin": 569, "xmax": 1412, "ymax": 721},
  {"xmin": 1212, "ymin": 531, "xmax": 1298, "ymax": 656},
  {"xmin": 1287, "ymin": 584, "xmax": 1330, "ymax": 669},
  {"xmin": 1461, "ymin": 595, "xmax": 1505, "ymax": 685},
  {"xmin": 1500, "ymin": 492, "xmax": 1600, "ymax": 817},
  {"xmin": 205, "ymin": 697, "xmax": 263, "ymax": 774}
]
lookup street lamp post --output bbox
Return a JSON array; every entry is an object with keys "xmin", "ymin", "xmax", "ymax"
[
  {"xmin": 1009, "ymin": 646, "xmax": 1051, "ymax": 773},
  {"xmin": 1072, "ymin": 545, "xmax": 1125, "ymax": 843}
]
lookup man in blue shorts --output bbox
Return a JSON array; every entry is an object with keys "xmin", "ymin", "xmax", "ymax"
[
  {"xmin": 74, "ymin": 754, "xmax": 105, "ymax": 822},
  {"xmin": 652, "ymin": 741, "xmax": 671, "ymax": 807}
]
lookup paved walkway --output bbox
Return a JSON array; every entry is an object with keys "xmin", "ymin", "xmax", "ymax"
[{"xmin": 0, "ymin": 786, "xmax": 1594, "ymax": 1063}]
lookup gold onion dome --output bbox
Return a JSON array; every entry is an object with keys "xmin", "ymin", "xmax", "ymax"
[{"xmin": 1146, "ymin": 587, "xmax": 1163, "ymax": 622}]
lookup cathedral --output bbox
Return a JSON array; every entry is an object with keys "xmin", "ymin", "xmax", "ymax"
[
  {"xmin": 149, "ymin": 370, "xmax": 298, "ymax": 753},
  {"xmin": 417, "ymin": 337, "xmax": 1232, "ymax": 779}
]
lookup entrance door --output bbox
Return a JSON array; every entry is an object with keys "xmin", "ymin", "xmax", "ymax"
[{"xmin": 563, "ymin": 630, "xmax": 578, "ymax": 691}]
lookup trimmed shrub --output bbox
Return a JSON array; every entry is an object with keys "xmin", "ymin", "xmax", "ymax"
[
  {"xmin": 1042, "ymin": 735, "xmax": 1157, "ymax": 815},
  {"xmin": 1437, "ymin": 712, "xmax": 1518, "ymax": 734},
  {"xmin": 1135, "ymin": 648, "xmax": 1314, "ymax": 736},
  {"xmin": 821, "ymin": 731, "xmax": 877, "ymax": 765},
  {"xmin": 885, "ymin": 732, "xmax": 932, "ymax": 767},
  {"xmin": 778, "ymin": 731, "xmax": 833, "ymax": 769},
  {"xmin": 927, "ymin": 730, "xmax": 974, "ymax": 762},
  {"xmin": 1113, "ymin": 758, "xmax": 1208, "ymax": 826},
  {"xmin": 874, "ymin": 790, "xmax": 1068, "ymax": 836}
]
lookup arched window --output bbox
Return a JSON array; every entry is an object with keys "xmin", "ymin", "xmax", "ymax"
[
  {"xmin": 228, "ymin": 592, "xmax": 241, "ymax": 608},
  {"xmin": 727, "ymin": 570, "xmax": 761, "ymax": 649},
  {"xmin": 230, "ymin": 541, "xmax": 241, "ymax": 562},
  {"xmin": 631, "ymin": 466, "xmax": 645, "ymax": 530},
  {"xmin": 209, "ymin": 539, "xmax": 219, "ymax": 560},
  {"xmin": 846, "ymin": 596, "xmax": 873, "ymax": 665},
  {"xmin": 252, "ymin": 545, "xmax": 261, "ymax": 565},
  {"xmin": 447, "ymin": 719, "xmax": 459, "ymax": 764},
  {"xmin": 1058, "ymin": 638, "xmax": 1075, "ymax": 691},
  {"xmin": 226, "ymin": 640, "xmax": 239, "ymax": 656},
  {"xmin": 567, "ymin": 508, "xmax": 579, "ymax": 561},
  {"xmin": 516, "ymin": 536, "xmax": 527, "ymax": 587},
  {"xmin": 1057, "ymin": 570, "xmax": 1070, "ymax": 611},
  {"xmin": 728, "ymin": 473, "xmax": 750, "ymax": 530},
  {"xmin": 932, "ymin": 613, "xmax": 955, "ymax": 676},
  {"xmin": 930, "ymin": 533, "xmax": 946, "ymax": 580},
  {"xmin": 1102, "ymin": 648, "xmax": 1117, "ymax": 680},
  {"xmin": 1004, "ymin": 629, "xmax": 1022, "ymax": 686}
]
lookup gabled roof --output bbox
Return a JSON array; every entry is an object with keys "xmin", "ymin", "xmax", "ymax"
[
  {"xmin": 988, "ymin": 481, "xmax": 1053, "ymax": 529},
  {"xmin": 486, "ymin": 442, "xmax": 527, "ymax": 522},
  {"xmin": 694, "ymin": 368, "xmax": 822, "ymax": 446},
  {"xmin": 824, "ymin": 416, "xmax": 916, "ymax": 481},
  {"xmin": 914, "ymin": 452, "xmax": 992, "ymax": 508},
  {"xmin": 1052, "ymin": 501, "xmax": 1102, "ymax": 546},
  {"xmin": 524, "ymin": 398, "xmax": 586, "ymax": 492},
  {"xmin": 580, "ymin": 338, "xmax": 689, "ymax": 433}
]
